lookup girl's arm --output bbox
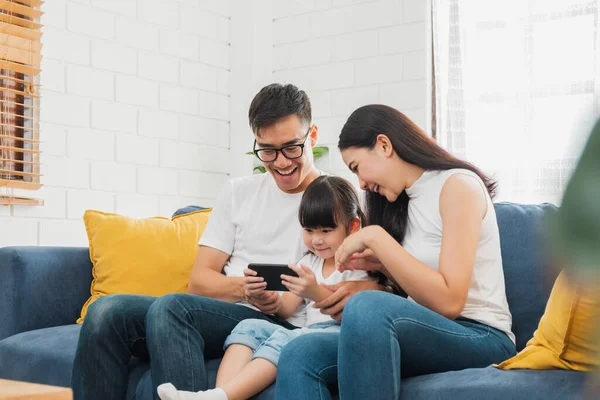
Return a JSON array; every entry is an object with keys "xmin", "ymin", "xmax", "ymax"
[
  {"xmin": 340, "ymin": 174, "xmax": 487, "ymax": 319},
  {"xmin": 274, "ymin": 292, "xmax": 304, "ymax": 320},
  {"xmin": 305, "ymin": 285, "xmax": 334, "ymax": 303}
]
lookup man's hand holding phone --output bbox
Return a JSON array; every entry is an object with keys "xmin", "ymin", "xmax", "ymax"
[{"xmin": 243, "ymin": 268, "xmax": 281, "ymax": 314}]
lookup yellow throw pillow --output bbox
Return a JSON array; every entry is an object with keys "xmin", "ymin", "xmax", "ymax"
[
  {"xmin": 78, "ymin": 208, "xmax": 211, "ymax": 323},
  {"xmin": 496, "ymin": 270, "xmax": 600, "ymax": 371}
]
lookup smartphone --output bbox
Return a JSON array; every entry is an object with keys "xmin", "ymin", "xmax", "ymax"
[{"xmin": 247, "ymin": 263, "xmax": 299, "ymax": 291}]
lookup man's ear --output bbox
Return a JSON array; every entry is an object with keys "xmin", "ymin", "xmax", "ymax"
[
  {"xmin": 349, "ymin": 217, "xmax": 361, "ymax": 234},
  {"xmin": 309, "ymin": 125, "xmax": 318, "ymax": 147}
]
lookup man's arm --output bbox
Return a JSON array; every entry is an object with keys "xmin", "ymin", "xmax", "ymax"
[
  {"xmin": 187, "ymin": 245, "xmax": 245, "ymax": 303},
  {"xmin": 313, "ymin": 280, "xmax": 385, "ymax": 321}
]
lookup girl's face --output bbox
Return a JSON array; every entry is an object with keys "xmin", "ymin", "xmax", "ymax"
[
  {"xmin": 341, "ymin": 137, "xmax": 404, "ymax": 202},
  {"xmin": 303, "ymin": 224, "xmax": 349, "ymax": 260}
]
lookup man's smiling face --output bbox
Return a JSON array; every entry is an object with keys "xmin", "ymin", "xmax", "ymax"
[{"xmin": 254, "ymin": 114, "xmax": 318, "ymax": 194}]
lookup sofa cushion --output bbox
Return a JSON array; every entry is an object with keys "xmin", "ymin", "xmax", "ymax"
[
  {"xmin": 133, "ymin": 362, "xmax": 586, "ymax": 400},
  {"xmin": 136, "ymin": 359, "xmax": 276, "ymax": 400},
  {"xmin": 400, "ymin": 366, "xmax": 586, "ymax": 399},
  {"xmin": 79, "ymin": 208, "xmax": 212, "ymax": 323},
  {"xmin": 0, "ymin": 247, "xmax": 92, "ymax": 341},
  {"xmin": 495, "ymin": 202, "xmax": 560, "ymax": 350},
  {"xmin": 0, "ymin": 324, "xmax": 80, "ymax": 388},
  {"xmin": 0, "ymin": 325, "xmax": 151, "ymax": 400},
  {"xmin": 497, "ymin": 270, "xmax": 600, "ymax": 371}
]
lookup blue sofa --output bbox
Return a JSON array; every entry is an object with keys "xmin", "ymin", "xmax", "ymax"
[{"xmin": 0, "ymin": 203, "xmax": 589, "ymax": 399}]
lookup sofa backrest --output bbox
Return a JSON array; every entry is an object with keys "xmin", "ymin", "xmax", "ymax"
[{"xmin": 495, "ymin": 202, "xmax": 559, "ymax": 351}]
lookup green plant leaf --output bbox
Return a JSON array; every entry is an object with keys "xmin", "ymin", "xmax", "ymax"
[
  {"xmin": 312, "ymin": 146, "xmax": 329, "ymax": 159},
  {"xmin": 253, "ymin": 165, "xmax": 266, "ymax": 173}
]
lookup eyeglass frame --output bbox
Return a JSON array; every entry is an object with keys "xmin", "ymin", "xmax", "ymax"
[{"xmin": 252, "ymin": 127, "xmax": 312, "ymax": 162}]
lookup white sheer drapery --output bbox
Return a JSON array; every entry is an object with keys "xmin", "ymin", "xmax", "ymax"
[{"xmin": 433, "ymin": 0, "xmax": 599, "ymax": 204}]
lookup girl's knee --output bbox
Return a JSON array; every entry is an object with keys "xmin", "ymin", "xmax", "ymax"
[{"xmin": 230, "ymin": 319, "xmax": 275, "ymax": 336}]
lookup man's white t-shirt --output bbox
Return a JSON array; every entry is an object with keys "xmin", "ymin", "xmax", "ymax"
[
  {"xmin": 199, "ymin": 172, "xmax": 308, "ymax": 326},
  {"xmin": 297, "ymin": 252, "xmax": 375, "ymax": 326}
]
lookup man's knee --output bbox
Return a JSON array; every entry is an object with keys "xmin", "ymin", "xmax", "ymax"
[
  {"xmin": 83, "ymin": 294, "xmax": 143, "ymax": 337},
  {"xmin": 147, "ymin": 294, "xmax": 191, "ymax": 327}
]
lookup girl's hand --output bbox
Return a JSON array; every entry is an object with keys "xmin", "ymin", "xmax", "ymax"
[{"xmin": 281, "ymin": 264, "xmax": 319, "ymax": 299}]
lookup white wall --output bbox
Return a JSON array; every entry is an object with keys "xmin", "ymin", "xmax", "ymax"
[
  {"xmin": 0, "ymin": 0, "xmax": 430, "ymax": 247},
  {"xmin": 272, "ymin": 0, "xmax": 431, "ymax": 180},
  {"xmin": 0, "ymin": 0, "xmax": 232, "ymax": 247}
]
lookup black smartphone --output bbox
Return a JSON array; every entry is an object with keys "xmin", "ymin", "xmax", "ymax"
[{"xmin": 247, "ymin": 263, "xmax": 299, "ymax": 291}]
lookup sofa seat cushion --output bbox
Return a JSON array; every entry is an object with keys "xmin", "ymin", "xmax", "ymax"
[
  {"xmin": 400, "ymin": 366, "xmax": 587, "ymax": 399},
  {"xmin": 135, "ymin": 361, "xmax": 585, "ymax": 400},
  {"xmin": 136, "ymin": 359, "xmax": 276, "ymax": 400},
  {"xmin": 0, "ymin": 324, "xmax": 81, "ymax": 388},
  {"xmin": 0, "ymin": 325, "xmax": 153, "ymax": 400}
]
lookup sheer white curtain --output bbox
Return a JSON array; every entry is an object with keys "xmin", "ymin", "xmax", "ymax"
[{"xmin": 433, "ymin": 0, "xmax": 600, "ymax": 204}]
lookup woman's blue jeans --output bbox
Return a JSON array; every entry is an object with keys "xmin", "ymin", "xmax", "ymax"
[{"xmin": 276, "ymin": 291, "xmax": 516, "ymax": 400}]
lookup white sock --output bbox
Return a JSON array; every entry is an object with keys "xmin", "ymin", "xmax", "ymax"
[{"xmin": 157, "ymin": 383, "xmax": 228, "ymax": 400}]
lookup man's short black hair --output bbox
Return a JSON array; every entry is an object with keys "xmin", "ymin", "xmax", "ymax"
[{"xmin": 248, "ymin": 83, "xmax": 311, "ymax": 136}]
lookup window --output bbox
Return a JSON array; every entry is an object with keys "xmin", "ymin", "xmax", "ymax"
[
  {"xmin": 433, "ymin": 0, "xmax": 597, "ymax": 204},
  {"xmin": 0, "ymin": 0, "xmax": 42, "ymax": 206}
]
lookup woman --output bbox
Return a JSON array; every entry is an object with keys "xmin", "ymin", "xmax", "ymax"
[{"xmin": 276, "ymin": 105, "xmax": 516, "ymax": 399}]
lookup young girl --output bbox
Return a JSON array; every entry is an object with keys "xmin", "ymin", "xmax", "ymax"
[{"xmin": 157, "ymin": 175, "xmax": 377, "ymax": 400}]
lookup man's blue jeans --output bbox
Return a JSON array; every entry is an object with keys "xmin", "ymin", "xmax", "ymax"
[
  {"xmin": 276, "ymin": 291, "xmax": 516, "ymax": 400},
  {"xmin": 71, "ymin": 293, "xmax": 296, "ymax": 400}
]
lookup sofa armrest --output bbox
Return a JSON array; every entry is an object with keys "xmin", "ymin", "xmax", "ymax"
[{"xmin": 0, "ymin": 246, "xmax": 92, "ymax": 341}]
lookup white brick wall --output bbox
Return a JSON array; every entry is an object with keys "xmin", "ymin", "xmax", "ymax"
[
  {"xmin": 1, "ymin": 0, "xmax": 232, "ymax": 247},
  {"xmin": 1, "ymin": 0, "xmax": 430, "ymax": 247},
  {"xmin": 272, "ymin": 0, "xmax": 430, "ymax": 179}
]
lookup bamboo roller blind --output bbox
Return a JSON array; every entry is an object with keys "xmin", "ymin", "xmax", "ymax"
[{"xmin": 0, "ymin": 0, "xmax": 43, "ymax": 206}]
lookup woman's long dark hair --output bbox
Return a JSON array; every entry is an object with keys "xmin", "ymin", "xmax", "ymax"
[
  {"xmin": 298, "ymin": 175, "xmax": 366, "ymax": 230},
  {"xmin": 338, "ymin": 104, "xmax": 496, "ymax": 244}
]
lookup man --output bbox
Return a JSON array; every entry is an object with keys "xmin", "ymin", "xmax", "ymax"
[{"xmin": 72, "ymin": 83, "xmax": 382, "ymax": 399}]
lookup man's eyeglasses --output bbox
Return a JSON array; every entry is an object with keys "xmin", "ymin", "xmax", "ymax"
[{"xmin": 253, "ymin": 129, "xmax": 311, "ymax": 162}]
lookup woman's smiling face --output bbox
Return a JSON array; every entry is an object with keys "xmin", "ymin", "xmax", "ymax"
[{"xmin": 341, "ymin": 136, "xmax": 406, "ymax": 203}]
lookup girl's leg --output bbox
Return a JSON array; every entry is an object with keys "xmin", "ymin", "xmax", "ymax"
[
  {"xmin": 215, "ymin": 344, "xmax": 253, "ymax": 387},
  {"xmin": 219, "ymin": 358, "xmax": 277, "ymax": 400},
  {"xmin": 221, "ymin": 325, "xmax": 313, "ymax": 400},
  {"xmin": 338, "ymin": 291, "xmax": 517, "ymax": 400},
  {"xmin": 158, "ymin": 319, "xmax": 283, "ymax": 400}
]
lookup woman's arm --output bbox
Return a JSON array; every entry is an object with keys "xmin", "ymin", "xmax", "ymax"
[{"xmin": 348, "ymin": 174, "xmax": 487, "ymax": 319}]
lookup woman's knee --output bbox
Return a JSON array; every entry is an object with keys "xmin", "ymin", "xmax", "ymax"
[
  {"xmin": 343, "ymin": 291, "xmax": 415, "ymax": 331},
  {"xmin": 344, "ymin": 291, "xmax": 390, "ymax": 320},
  {"xmin": 279, "ymin": 333, "xmax": 338, "ymax": 375}
]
